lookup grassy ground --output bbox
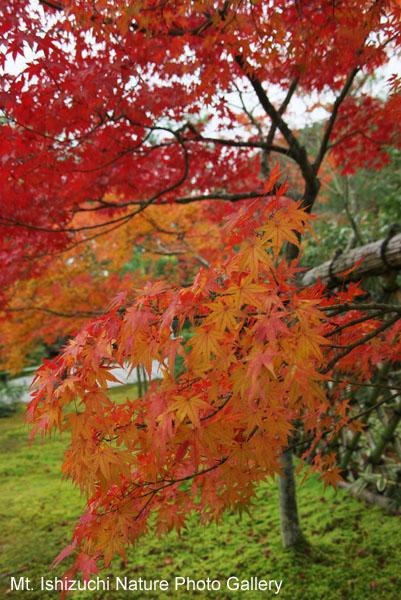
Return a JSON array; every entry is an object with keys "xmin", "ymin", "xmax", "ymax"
[{"xmin": 1, "ymin": 386, "xmax": 400, "ymax": 599}]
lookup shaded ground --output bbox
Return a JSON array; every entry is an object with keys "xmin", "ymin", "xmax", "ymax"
[{"xmin": 0, "ymin": 386, "xmax": 400, "ymax": 599}]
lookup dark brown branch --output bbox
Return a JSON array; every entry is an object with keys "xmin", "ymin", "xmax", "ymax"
[
  {"xmin": 114, "ymin": 456, "xmax": 229, "ymax": 515},
  {"xmin": 38, "ymin": 0, "xmax": 63, "ymax": 10},
  {"xmin": 2, "ymin": 306, "xmax": 103, "ymax": 318},
  {"xmin": 200, "ymin": 395, "xmax": 231, "ymax": 422},
  {"xmin": 352, "ymin": 392, "xmax": 401, "ymax": 420},
  {"xmin": 266, "ymin": 77, "xmax": 299, "ymax": 149},
  {"xmin": 193, "ymin": 135, "xmax": 297, "ymax": 160},
  {"xmin": 327, "ymin": 129, "xmax": 385, "ymax": 151},
  {"xmin": 323, "ymin": 312, "xmax": 384, "ymax": 338},
  {"xmin": 322, "ymin": 313, "xmax": 401, "ymax": 374},
  {"xmin": 235, "ymin": 57, "xmax": 304, "ymax": 165},
  {"xmin": 0, "ymin": 188, "xmax": 278, "ymax": 234},
  {"xmin": 278, "ymin": 77, "xmax": 299, "ymax": 117},
  {"xmin": 313, "ymin": 66, "xmax": 360, "ymax": 171},
  {"xmin": 234, "ymin": 55, "xmax": 320, "ymax": 235},
  {"xmin": 0, "ymin": 212, "xmax": 135, "ymax": 234},
  {"xmin": 261, "ymin": 77, "xmax": 299, "ymax": 178},
  {"xmin": 322, "ymin": 302, "xmax": 401, "ymax": 315}
]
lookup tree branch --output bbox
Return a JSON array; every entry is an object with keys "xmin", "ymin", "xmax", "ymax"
[
  {"xmin": 235, "ymin": 57, "xmax": 304, "ymax": 164},
  {"xmin": 322, "ymin": 313, "xmax": 401, "ymax": 374},
  {"xmin": 301, "ymin": 233, "xmax": 401, "ymax": 288},
  {"xmin": 191, "ymin": 135, "xmax": 297, "ymax": 160},
  {"xmin": 234, "ymin": 56, "xmax": 320, "ymax": 228},
  {"xmin": 327, "ymin": 129, "xmax": 385, "ymax": 151},
  {"xmin": 1, "ymin": 306, "xmax": 102, "ymax": 318},
  {"xmin": 313, "ymin": 66, "xmax": 360, "ymax": 171},
  {"xmin": 38, "ymin": 0, "xmax": 63, "ymax": 10}
]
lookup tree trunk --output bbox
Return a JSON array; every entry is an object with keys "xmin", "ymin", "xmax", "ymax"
[{"xmin": 278, "ymin": 451, "xmax": 303, "ymax": 547}]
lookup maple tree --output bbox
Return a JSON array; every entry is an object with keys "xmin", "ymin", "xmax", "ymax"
[
  {"xmin": 26, "ymin": 179, "xmax": 401, "ymax": 580},
  {"xmin": 1, "ymin": 0, "xmax": 401, "ymax": 581},
  {"xmin": 0, "ymin": 201, "xmax": 223, "ymax": 373}
]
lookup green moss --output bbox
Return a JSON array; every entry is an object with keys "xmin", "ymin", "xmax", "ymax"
[{"xmin": 1, "ymin": 395, "xmax": 400, "ymax": 599}]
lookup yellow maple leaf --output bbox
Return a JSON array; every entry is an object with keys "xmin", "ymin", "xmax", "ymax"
[
  {"xmin": 169, "ymin": 394, "xmax": 210, "ymax": 428},
  {"xmin": 237, "ymin": 237, "xmax": 274, "ymax": 279}
]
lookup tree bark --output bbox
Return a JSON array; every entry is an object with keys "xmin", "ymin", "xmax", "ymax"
[
  {"xmin": 300, "ymin": 232, "xmax": 401, "ymax": 288},
  {"xmin": 278, "ymin": 451, "xmax": 303, "ymax": 546}
]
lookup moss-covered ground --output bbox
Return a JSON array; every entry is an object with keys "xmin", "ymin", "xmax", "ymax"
[{"xmin": 1, "ymin": 385, "xmax": 400, "ymax": 599}]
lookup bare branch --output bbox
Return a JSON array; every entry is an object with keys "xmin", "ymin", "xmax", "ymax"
[
  {"xmin": 314, "ymin": 66, "xmax": 360, "ymax": 171},
  {"xmin": 235, "ymin": 57, "xmax": 304, "ymax": 164},
  {"xmin": 191, "ymin": 134, "xmax": 296, "ymax": 160}
]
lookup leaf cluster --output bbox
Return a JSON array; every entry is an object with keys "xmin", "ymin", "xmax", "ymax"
[{"xmin": 26, "ymin": 175, "xmax": 401, "ymax": 579}]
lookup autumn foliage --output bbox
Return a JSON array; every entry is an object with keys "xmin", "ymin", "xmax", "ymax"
[
  {"xmin": 2, "ymin": 0, "xmax": 401, "ymax": 367},
  {"xmin": 26, "ymin": 170, "xmax": 400, "ymax": 579},
  {"xmin": 0, "ymin": 201, "xmax": 223, "ymax": 373},
  {"xmin": 1, "ymin": 0, "xmax": 401, "ymax": 582},
  {"xmin": 1, "ymin": 0, "xmax": 401, "ymax": 288}
]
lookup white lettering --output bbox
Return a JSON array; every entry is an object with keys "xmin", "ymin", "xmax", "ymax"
[
  {"xmin": 68, "ymin": 579, "xmax": 76, "ymax": 590},
  {"xmin": 116, "ymin": 577, "xmax": 127, "ymax": 590},
  {"xmin": 227, "ymin": 576, "xmax": 239, "ymax": 590},
  {"xmin": 175, "ymin": 577, "xmax": 186, "ymax": 588},
  {"xmin": 11, "ymin": 577, "xmax": 31, "ymax": 591},
  {"xmin": 175, "ymin": 577, "xmax": 220, "ymax": 591},
  {"xmin": 116, "ymin": 577, "xmax": 169, "ymax": 591}
]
